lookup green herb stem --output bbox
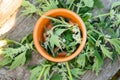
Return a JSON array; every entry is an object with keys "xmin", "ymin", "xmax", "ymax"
[
  {"xmin": 9, "ymin": 40, "xmax": 22, "ymax": 46},
  {"xmin": 37, "ymin": 66, "xmax": 46, "ymax": 80},
  {"xmin": 68, "ymin": 0, "xmax": 75, "ymax": 9},
  {"xmin": 66, "ymin": 62, "xmax": 73, "ymax": 80},
  {"xmin": 92, "ymin": 13, "xmax": 111, "ymax": 19},
  {"xmin": 88, "ymin": 34, "xmax": 97, "ymax": 42}
]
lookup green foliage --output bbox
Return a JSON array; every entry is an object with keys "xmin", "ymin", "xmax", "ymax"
[
  {"xmin": 51, "ymin": 73, "xmax": 61, "ymax": 80},
  {"xmin": 0, "ymin": 0, "xmax": 120, "ymax": 80},
  {"xmin": 42, "ymin": 17, "xmax": 81, "ymax": 57},
  {"xmin": 10, "ymin": 51, "xmax": 26, "ymax": 69},
  {"xmin": 21, "ymin": 0, "xmax": 97, "ymax": 16},
  {"xmin": 92, "ymin": 50, "xmax": 103, "ymax": 75},
  {"xmin": 71, "ymin": 68, "xmax": 86, "ymax": 79},
  {"xmin": 109, "ymin": 39, "xmax": 120, "ymax": 54},
  {"xmin": 22, "ymin": 0, "xmax": 39, "ymax": 16},
  {"xmin": 100, "ymin": 45, "xmax": 113, "ymax": 59},
  {"xmin": 77, "ymin": 53, "xmax": 86, "ymax": 68},
  {"xmin": 0, "ymin": 57, "xmax": 12, "ymax": 66},
  {"xmin": 0, "ymin": 34, "xmax": 34, "ymax": 69},
  {"xmin": 83, "ymin": 0, "xmax": 94, "ymax": 8},
  {"xmin": 30, "ymin": 66, "xmax": 42, "ymax": 80},
  {"xmin": 93, "ymin": 0, "xmax": 104, "ymax": 9}
]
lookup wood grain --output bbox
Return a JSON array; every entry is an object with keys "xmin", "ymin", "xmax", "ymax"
[{"xmin": 81, "ymin": 59, "xmax": 120, "ymax": 80}]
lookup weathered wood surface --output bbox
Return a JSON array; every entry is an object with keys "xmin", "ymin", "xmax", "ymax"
[{"xmin": 0, "ymin": 0, "xmax": 120, "ymax": 80}]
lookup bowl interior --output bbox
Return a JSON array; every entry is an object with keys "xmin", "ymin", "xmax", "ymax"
[{"xmin": 33, "ymin": 9, "xmax": 87, "ymax": 62}]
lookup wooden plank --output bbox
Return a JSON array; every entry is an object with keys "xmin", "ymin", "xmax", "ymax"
[
  {"xmin": 81, "ymin": 59, "xmax": 120, "ymax": 80},
  {"xmin": 0, "ymin": 10, "xmax": 40, "ymax": 80}
]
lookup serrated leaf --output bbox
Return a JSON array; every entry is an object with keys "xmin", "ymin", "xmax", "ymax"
[
  {"xmin": 30, "ymin": 66, "xmax": 42, "ymax": 80},
  {"xmin": 3, "ymin": 48, "xmax": 18, "ymax": 58},
  {"xmin": 0, "ymin": 57, "xmax": 12, "ymax": 66},
  {"xmin": 21, "ymin": 0, "xmax": 38, "ymax": 16},
  {"xmin": 42, "ymin": 0, "xmax": 58, "ymax": 12},
  {"xmin": 92, "ymin": 50, "xmax": 103, "ymax": 75},
  {"xmin": 64, "ymin": 30, "xmax": 73, "ymax": 42},
  {"xmin": 49, "ymin": 35, "xmax": 61, "ymax": 49},
  {"xmin": 94, "ymin": 0, "xmax": 104, "ymax": 9},
  {"xmin": 51, "ymin": 73, "xmax": 61, "ymax": 80},
  {"xmin": 71, "ymin": 68, "xmax": 86, "ymax": 78},
  {"xmin": 100, "ymin": 45, "xmax": 113, "ymax": 59},
  {"xmin": 43, "ymin": 67, "xmax": 50, "ymax": 80},
  {"xmin": 111, "ymin": 1, "xmax": 120, "ymax": 9},
  {"xmin": 55, "ymin": 29, "xmax": 67, "ymax": 35},
  {"xmin": 83, "ymin": 0, "xmax": 94, "ymax": 8},
  {"xmin": 3, "ymin": 44, "xmax": 31, "ymax": 59},
  {"xmin": 21, "ymin": 33, "xmax": 33, "ymax": 44},
  {"xmin": 10, "ymin": 52, "xmax": 26, "ymax": 69},
  {"xmin": 109, "ymin": 39, "xmax": 120, "ymax": 54},
  {"xmin": 49, "ymin": 36, "xmax": 55, "ymax": 50},
  {"xmin": 77, "ymin": 53, "xmax": 86, "ymax": 68},
  {"xmin": 92, "ymin": 57, "xmax": 102, "ymax": 76}
]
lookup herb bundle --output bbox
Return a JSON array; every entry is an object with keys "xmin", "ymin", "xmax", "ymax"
[
  {"xmin": 0, "ymin": 0, "xmax": 120, "ymax": 80},
  {"xmin": 42, "ymin": 17, "xmax": 81, "ymax": 57}
]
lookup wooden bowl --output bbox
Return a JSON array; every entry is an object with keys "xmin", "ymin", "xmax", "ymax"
[{"xmin": 33, "ymin": 8, "xmax": 87, "ymax": 62}]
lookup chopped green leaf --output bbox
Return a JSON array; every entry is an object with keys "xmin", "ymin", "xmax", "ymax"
[
  {"xmin": 109, "ymin": 39, "xmax": 120, "ymax": 54},
  {"xmin": 51, "ymin": 73, "xmax": 61, "ymax": 80},
  {"xmin": 0, "ymin": 57, "xmax": 12, "ymax": 66},
  {"xmin": 92, "ymin": 50, "xmax": 103, "ymax": 75},
  {"xmin": 100, "ymin": 45, "xmax": 113, "ymax": 59},
  {"xmin": 83, "ymin": 0, "xmax": 94, "ymax": 7},
  {"xmin": 111, "ymin": 1, "xmax": 120, "ymax": 9},
  {"xmin": 77, "ymin": 53, "xmax": 86, "ymax": 68},
  {"xmin": 10, "ymin": 52, "xmax": 26, "ymax": 69},
  {"xmin": 71, "ymin": 68, "xmax": 86, "ymax": 78},
  {"xmin": 55, "ymin": 29, "xmax": 67, "ymax": 35},
  {"xmin": 30, "ymin": 66, "xmax": 42, "ymax": 80}
]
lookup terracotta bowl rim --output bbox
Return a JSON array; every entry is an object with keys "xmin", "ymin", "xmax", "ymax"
[{"xmin": 33, "ymin": 8, "xmax": 87, "ymax": 62}]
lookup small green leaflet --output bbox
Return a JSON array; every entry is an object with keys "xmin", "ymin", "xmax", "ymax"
[
  {"xmin": 21, "ymin": 0, "xmax": 38, "ymax": 16},
  {"xmin": 55, "ymin": 29, "xmax": 67, "ymax": 35},
  {"xmin": 100, "ymin": 45, "xmax": 113, "ymax": 59},
  {"xmin": 3, "ymin": 48, "xmax": 19, "ymax": 59},
  {"xmin": 109, "ymin": 39, "xmax": 120, "ymax": 54},
  {"xmin": 30, "ymin": 66, "xmax": 42, "ymax": 80},
  {"xmin": 66, "ymin": 0, "xmax": 72, "ymax": 5},
  {"xmin": 0, "ymin": 57, "xmax": 12, "ymax": 66},
  {"xmin": 92, "ymin": 50, "xmax": 103, "ymax": 75},
  {"xmin": 43, "ymin": 67, "xmax": 50, "ymax": 80},
  {"xmin": 83, "ymin": 0, "xmax": 94, "ymax": 8},
  {"xmin": 10, "ymin": 52, "xmax": 26, "ymax": 69},
  {"xmin": 111, "ymin": 1, "xmax": 120, "ymax": 9},
  {"xmin": 93, "ymin": 0, "xmax": 103, "ymax": 9},
  {"xmin": 3, "ymin": 44, "xmax": 31, "ymax": 59},
  {"xmin": 42, "ymin": 0, "xmax": 58, "ymax": 12},
  {"xmin": 51, "ymin": 73, "xmax": 61, "ymax": 80},
  {"xmin": 77, "ymin": 53, "xmax": 86, "ymax": 68},
  {"xmin": 64, "ymin": 30, "xmax": 73, "ymax": 42},
  {"xmin": 92, "ymin": 57, "xmax": 101, "ymax": 76},
  {"xmin": 71, "ymin": 68, "xmax": 86, "ymax": 78},
  {"xmin": 21, "ymin": 33, "xmax": 33, "ymax": 44},
  {"xmin": 49, "ymin": 35, "xmax": 61, "ymax": 49}
]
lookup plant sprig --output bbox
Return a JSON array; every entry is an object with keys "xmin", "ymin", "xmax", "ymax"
[{"xmin": 0, "ymin": 34, "xmax": 34, "ymax": 69}]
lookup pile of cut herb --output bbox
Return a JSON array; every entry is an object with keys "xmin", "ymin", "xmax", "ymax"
[
  {"xmin": 0, "ymin": 0, "xmax": 120, "ymax": 80},
  {"xmin": 42, "ymin": 17, "xmax": 81, "ymax": 57}
]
